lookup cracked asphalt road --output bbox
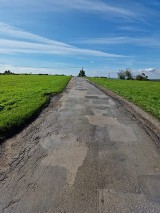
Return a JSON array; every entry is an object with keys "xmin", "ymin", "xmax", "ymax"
[{"xmin": 0, "ymin": 77, "xmax": 160, "ymax": 213}]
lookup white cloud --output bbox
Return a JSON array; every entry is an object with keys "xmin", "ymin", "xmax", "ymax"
[
  {"xmin": 0, "ymin": 22, "xmax": 124, "ymax": 58},
  {"xmin": 0, "ymin": 64, "xmax": 78, "ymax": 75},
  {"xmin": 134, "ymin": 68, "xmax": 160, "ymax": 79},
  {"xmin": 140, "ymin": 68, "xmax": 160, "ymax": 74}
]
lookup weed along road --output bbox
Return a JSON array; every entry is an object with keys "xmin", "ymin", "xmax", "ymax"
[{"xmin": 1, "ymin": 77, "xmax": 160, "ymax": 213}]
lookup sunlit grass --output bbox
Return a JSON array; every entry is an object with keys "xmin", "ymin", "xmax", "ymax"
[{"xmin": 0, "ymin": 75, "xmax": 71, "ymax": 138}]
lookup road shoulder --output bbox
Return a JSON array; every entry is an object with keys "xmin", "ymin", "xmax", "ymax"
[{"xmin": 87, "ymin": 79, "xmax": 160, "ymax": 148}]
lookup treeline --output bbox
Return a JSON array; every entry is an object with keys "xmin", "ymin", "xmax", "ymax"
[
  {"xmin": 117, "ymin": 68, "xmax": 148, "ymax": 81},
  {"xmin": 0, "ymin": 70, "xmax": 67, "ymax": 76},
  {"xmin": 0, "ymin": 70, "xmax": 15, "ymax": 75},
  {"xmin": 0, "ymin": 70, "xmax": 49, "ymax": 75}
]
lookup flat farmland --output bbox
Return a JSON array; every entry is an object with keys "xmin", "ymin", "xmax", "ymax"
[
  {"xmin": 0, "ymin": 75, "xmax": 71, "ymax": 139},
  {"xmin": 88, "ymin": 78, "xmax": 160, "ymax": 120}
]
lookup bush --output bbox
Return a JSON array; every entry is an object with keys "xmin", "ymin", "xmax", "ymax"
[{"xmin": 136, "ymin": 73, "xmax": 148, "ymax": 81}]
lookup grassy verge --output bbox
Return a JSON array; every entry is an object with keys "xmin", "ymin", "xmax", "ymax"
[
  {"xmin": 88, "ymin": 78, "xmax": 160, "ymax": 120},
  {"xmin": 0, "ymin": 75, "xmax": 71, "ymax": 139}
]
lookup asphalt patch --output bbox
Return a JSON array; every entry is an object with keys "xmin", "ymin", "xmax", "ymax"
[{"xmin": 139, "ymin": 175, "xmax": 160, "ymax": 203}]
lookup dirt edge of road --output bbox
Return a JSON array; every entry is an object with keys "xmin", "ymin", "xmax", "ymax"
[
  {"xmin": 0, "ymin": 95, "xmax": 61, "ymax": 144},
  {"xmin": 87, "ymin": 79, "xmax": 160, "ymax": 148}
]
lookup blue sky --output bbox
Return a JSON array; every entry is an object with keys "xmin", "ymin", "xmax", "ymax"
[{"xmin": 0, "ymin": 0, "xmax": 160, "ymax": 78}]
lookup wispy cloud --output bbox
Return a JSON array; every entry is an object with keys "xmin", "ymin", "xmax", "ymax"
[
  {"xmin": 55, "ymin": 0, "xmax": 136, "ymax": 18},
  {"xmin": 0, "ymin": 22, "xmax": 73, "ymax": 47},
  {"xmin": 117, "ymin": 26, "xmax": 147, "ymax": 32},
  {"xmin": 0, "ymin": 0, "xmax": 148, "ymax": 20},
  {"xmin": 75, "ymin": 36, "xmax": 160, "ymax": 48},
  {"xmin": 76, "ymin": 37, "xmax": 129, "ymax": 45},
  {"xmin": 0, "ymin": 22, "xmax": 124, "ymax": 58}
]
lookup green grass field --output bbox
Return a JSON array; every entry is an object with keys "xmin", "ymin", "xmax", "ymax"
[
  {"xmin": 88, "ymin": 78, "xmax": 160, "ymax": 120},
  {"xmin": 0, "ymin": 75, "xmax": 71, "ymax": 138}
]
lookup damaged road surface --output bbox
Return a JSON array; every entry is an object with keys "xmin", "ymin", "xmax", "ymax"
[{"xmin": 0, "ymin": 77, "xmax": 160, "ymax": 213}]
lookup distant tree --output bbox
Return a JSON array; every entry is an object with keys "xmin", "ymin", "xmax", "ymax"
[
  {"xmin": 4, "ymin": 70, "xmax": 14, "ymax": 75},
  {"xmin": 78, "ymin": 67, "xmax": 86, "ymax": 77},
  {"xmin": 117, "ymin": 70, "xmax": 126, "ymax": 80},
  {"xmin": 125, "ymin": 68, "xmax": 133, "ymax": 80},
  {"xmin": 118, "ymin": 68, "xmax": 133, "ymax": 80},
  {"xmin": 136, "ymin": 73, "xmax": 148, "ymax": 81}
]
